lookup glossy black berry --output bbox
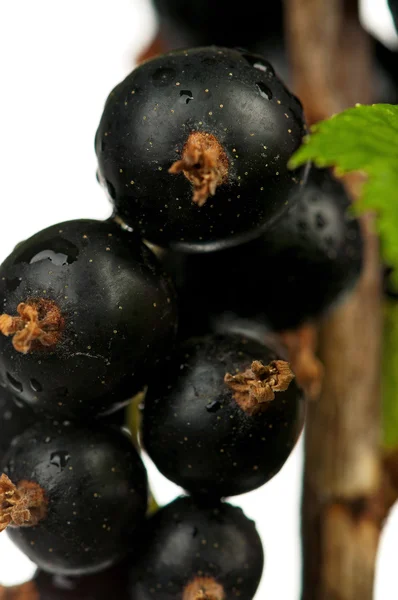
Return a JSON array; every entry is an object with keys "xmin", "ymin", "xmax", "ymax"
[
  {"xmin": 375, "ymin": 42, "xmax": 398, "ymax": 104},
  {"xmin": 30, "ymin": 560, "xmax": 129, "ymax": 600},
  {"xmin": 151, "ymin": 0, "xmax": 284, "ymax": 55},
  {"xmin": 96, "ymin": 46, "xmax": 308, "ymax": 251},
  {"xmin": 388, "ymin": 0, "xmax": 398, "ymax": 31},
  {"xmin": 0, "ymin": 387, "xmax": 35, "ymax": 460},
  {"xmin": 0, "ymin": 219, "xmax": 177, "ymax": 419},
  {"xmin": 0, "ymin": 421, "xmax": 148, "ymax": 576},
  {"xmin": 142, "ymin": 333, "xmax": 305, "ymax": 498},
  {"xmin": 129, "ymin": 495, "xmax": 264, "ymax": 600},
  {"xmin": 160, "ymin": 167, "xmax": 363, "ymax": 334}
]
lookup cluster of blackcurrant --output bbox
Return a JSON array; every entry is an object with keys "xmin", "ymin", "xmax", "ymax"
[{"xmin": 0, "ymin": 46, "xmax": 363, "ymax": 599}]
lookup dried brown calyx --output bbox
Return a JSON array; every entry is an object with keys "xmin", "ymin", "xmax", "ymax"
[
  {"xmin": 0, "ymin": 581, "xmax": 39, "ymax": 600},
  {"xmin": 183, "ymin": 577, "xmax": 225, "ymax": 600},
  {"xmin": 224, "ymin": 360, "xmax": 295, "ymax": 415},
  {"xmin": 0, "ymin": 298, "xmax": 64, "ymax": 354},
  {"xmin": 169, "ymin": 131, "xmax": 228, "ymax": 207},
  {"xmin": 0, "ymin": 474, "xmax": 47, "ymax": 532}
]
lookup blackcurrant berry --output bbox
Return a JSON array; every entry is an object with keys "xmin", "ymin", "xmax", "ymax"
[
  {"xmin": 30, "ymin": 560, "xmax": 129, "ymax": 599},
  {"xmin": 375, "ymin": 42, "xmax": 398, "ymax": 104},
  {"xmin": 151, "ymin": 0, "xmax": 284, "ymax": 55},
  {"xmin": 129, "ymin": 495, "xmax": 264, "ymax": 600},
  {"xmin": 159, "ymin": 167, "xmax": 363, "ymax": 334},
  {"xmin": 96, "ymin": 46, "xmax": 308, "ymax": 251},
  {"xmin": 0, "ymin": 561, "xmax": 130, "ymax": 600},
  {"xmin": 0, "ymin": 386, "xmax": 35, "ymax": 461},
  {"xmin": 388, "ymin": 0, "xmax": 398, "ymax": 31},
  {"xmin": 0, "ymin": 219, "xmax": 178, "ymax": 418},
  {"xmin": 142, "ymin": 333, "xmax": 305, "ymax": 498},
  {"xmin": 0, "ymin": 421, "xmax": 148, "ymax": 576}
]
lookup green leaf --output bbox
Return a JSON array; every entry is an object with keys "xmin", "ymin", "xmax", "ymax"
[
  {"xmin": 289, "ymin": 103, "xmax": 398, "ymax": 287},
  {"xmin": 289, "ymin": 104, "xmax": 398, "ymax": 449},
  {"xmin": 289, "ymin": 104, "xmax": 398, "ymax": 172},
  {"xmin": 359, "ymin": 169, "xmax": 398, "ymax": 289},
  {"xmin": 383, "ymin": 300, "xmax": 398, "ymax": 450}
]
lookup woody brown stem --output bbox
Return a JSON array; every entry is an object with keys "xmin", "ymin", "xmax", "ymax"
[
  {"xmin": 0, "ymin": 298, "xmax": 64, "ymax": 354},
  {"xmin": 169, "ymin": 132, "xmax": 228, "ymax": 207},
  {"xmin": 183, "ymin": 577, "xmax": 224, "ymax": 600},
  {"xmin": 285, "ymin": 0, "xmax": 373, "ymax": 124},
  {"xmin": 280, "ymin": 324, "xmax": 324, "ymax": 401},
  {"xmin": 136, "ymin": 33, "xmax": 168, "ymax": 65},
  {"xmin": 0, "ymin": 474, "xmax": 47, "ymax": 531},
  {"xmin": 224, "ymin": 359, "xmax": 294, "ymax": 415},
  {"xmin": 302, "ymin": 216, "xmax": 383, "ymax": 600},
  {"xmin": 285, "ymin": 1, "xmax": 382, "ymax": 599}
]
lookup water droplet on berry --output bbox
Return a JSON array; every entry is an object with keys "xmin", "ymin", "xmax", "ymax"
[
  {"xmin": 206, "ymin": 399, "xmax": 221, "ymax": 413},
  {"xmin": 253, "ymin": 61, "xmax": 274, "ymax": 74},
  {"xmin": 16, "ymin": 238, "xmax": 79, "ymax": 266},
  {"xmin": 52, "ymin": 575, "xmax": 76, "ymax": 591},
  {"xmin": 30, "ymin": 378, "xmax": 42, "ymax": 392},
  {"xmin": 179, "ymin": 90, "xmax": 194, "ymax": 104},
  {"xmin": 30, "ymin": 250, "xmax": 70, "ymax": 266},
  {"xmin": 6, "ymin": 372, "xmax": 23, "ymax": 393},
  {"xmin": 241, "ymin": 52, "xmax": 275, "ymax": 76},
  {"xmin": 50, "ymin": 451, "xmax": 71, "ymax": 471},
  {"xmin": 256, "ymin": 82, "xmax": 273, "ymax": 100}
]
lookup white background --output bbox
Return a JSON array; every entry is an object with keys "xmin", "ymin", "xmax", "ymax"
[{"xmin": 0, "ymin": 1, "xmax": 397, "ymax": 598}]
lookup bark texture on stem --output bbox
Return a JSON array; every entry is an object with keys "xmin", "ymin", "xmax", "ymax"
[
  {"xmin": 285, "ymin": 1, "xmax": 383, "ymax": 599},
  {"xmin": 302, "ymin": 215, "xmax": 383, "ymax": 600},
  {"xmin": 285, "ymin": 0, "xmax": 373, "ymax": 124}
]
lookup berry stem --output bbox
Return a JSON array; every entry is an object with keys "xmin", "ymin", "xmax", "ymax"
[
  {"xmin": 0, "ymin": 299, "xmax": 64, "ymax": 354},
  {"xmin": 183, "ymin": 577, "xmax": 224, "ymax": 600},
  {"xmin": 136, "ymin": 33, "xmax": 168, "ymax": 65},
  {"xmin": 285, "ymin": 0, "xmax": 383, "ymax": 598},
  {"xmin": 285, "ymin": 0, "xmax": 372, "ymax": 124},
  {"xmin": 0, "ymin": 474, "xmax": 47, "ymax": 531},
  {"xmin": 169, "ymin": 131, "xmax": 228, "ymax": 207},
  {"xmin": 0, "ymin": 582, "xmax": 39, "ymax": 600},
  {"xmin": 280, "ymin": 325, "xmax": 324, "ymax": 401},
  {"xmin": 224, "ymin": 359, "xmax": 294, "ymax": 415}
]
